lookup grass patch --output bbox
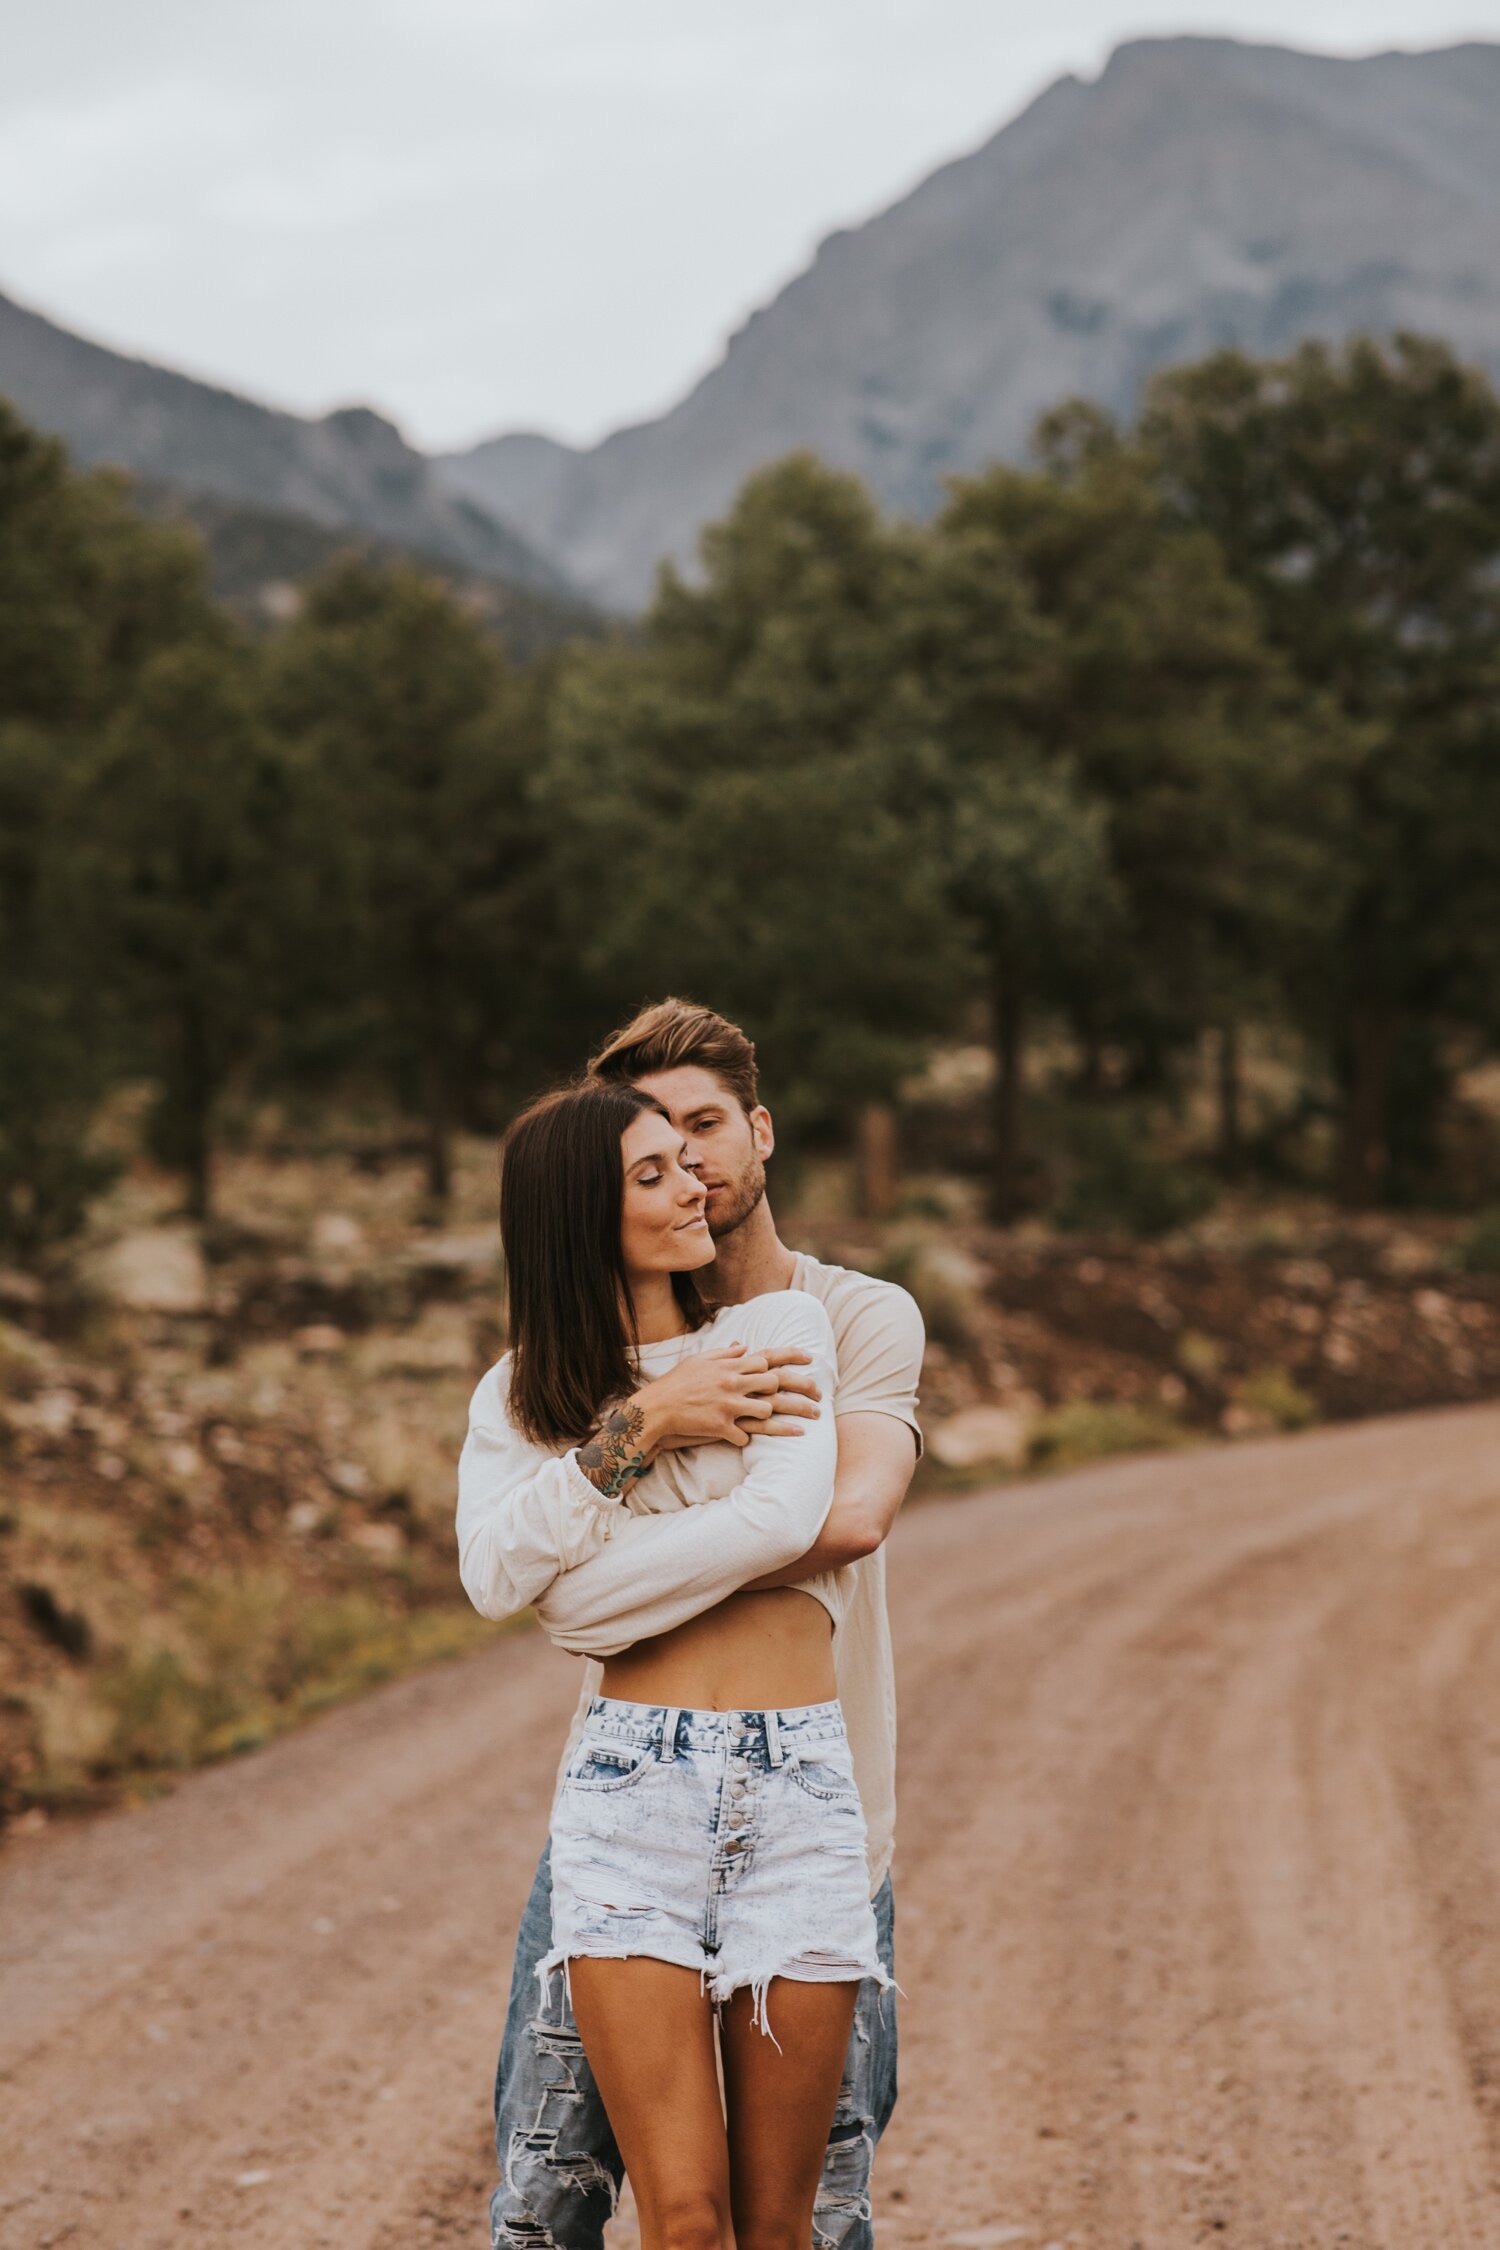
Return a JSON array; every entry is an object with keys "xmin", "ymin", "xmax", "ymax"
[
  {"xmin": 1027, "ymin": 1399, "xmax": 1201, "ymax": 1473},
  {"xmin": 1233, "ymin": 1365, "xmax": 1318, "ymax": 1432},
  {"xmin": 1176, "ymin": 1328, "xmax": 1224, "ymax": 1380},
  {"xmin": 28, "ymin": 1580, "xmax": 509, "ymax": 1805}
]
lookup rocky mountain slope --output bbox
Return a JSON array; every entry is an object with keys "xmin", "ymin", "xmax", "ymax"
[
  {"xmin": 0, "ymin": 286, "xmax": 573, "ymax": 598},
  {"xmin": 127, "ymin": 480, "xmax": 599, "ymax": 659},
  {"xmin": 441, "ymin": 36, "xmax": 1500, "ymax": 610}
]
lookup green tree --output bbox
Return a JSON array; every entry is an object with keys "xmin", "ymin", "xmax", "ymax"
[
  {"xmin": 85, "ymin": 635, "xmax": 291, "ymax": 1221},
  {"xmin": 541, "ymin": 456, "xmax": 965, "ymax": 1136},
  {"xmin": 911, "ymin": 431, "xmax": 1303, "ymax": 1212},
  {"xmin": 895, "ymin": 502, "xmax": 1111, "ymax": 1217},
  {"xmin": 0, "ymin": 721, "xmax": 121, "ymax": 1255},
  {"xmin": 267, "ymin": 559, "xmax": 544, "ymax": 1207},
  {"xmin": 0, "ymin": 402, "xmax": 213, "ymax": 1253},
  {"xmin": 1142, "ymin": 335, "xmax": 1500, "ymax": 1201}
]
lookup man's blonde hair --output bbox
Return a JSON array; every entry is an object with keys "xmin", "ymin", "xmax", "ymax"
[{"xmin": 588, "ymin": 997, "xmax": 760, "ymax": 1115}]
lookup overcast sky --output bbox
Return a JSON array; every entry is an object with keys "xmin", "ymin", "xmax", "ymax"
[{"xmin": 3, "ymin": 1, "xmax": 1496, "ymax": 453}]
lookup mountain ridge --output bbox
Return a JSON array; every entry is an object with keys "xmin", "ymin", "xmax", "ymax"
[
  {"xmin": 0, "ymin": 284, "xmax": 575, "ymax": 600},
  {"xmin": 440, "ymin": 34, "xmax": 1500, "ymax": 609}
]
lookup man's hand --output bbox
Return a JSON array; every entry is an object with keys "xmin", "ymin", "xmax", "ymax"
[{"xmin": 632, "ymin": 1344, "xmax": 821, "ymax": 1456}]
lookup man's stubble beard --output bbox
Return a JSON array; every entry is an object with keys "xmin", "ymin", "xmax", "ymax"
[{"xmin": 706, "ymin": 1164, "xmax": 767, "ymax": 1243}]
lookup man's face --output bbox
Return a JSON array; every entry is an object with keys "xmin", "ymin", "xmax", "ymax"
[{"xmin": 631, "ymin": 1065, "xmax": 773, "ymax": 1242}]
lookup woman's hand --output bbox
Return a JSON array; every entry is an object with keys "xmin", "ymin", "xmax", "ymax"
[{"xmin": 632, "ymin": 1344, "xmax": 821, "ymax": 1456}]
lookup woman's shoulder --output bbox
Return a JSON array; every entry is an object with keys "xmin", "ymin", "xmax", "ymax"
[
  {"xmin": 473, "ymin": 1348, "xmax": 514, "ymax": 1391},
  {"xmin": 467, "ymin": 1350, "xmax": 521, "ymax": 1434},
  {"xmin": 705, "ymin": 1289, "xmax": 836, "ymax": 1356}
]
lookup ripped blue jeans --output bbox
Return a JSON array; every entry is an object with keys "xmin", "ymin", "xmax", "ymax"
[{"xmin": 491, "ymin": 1837, "xmax": 898, "ymax": 2248}]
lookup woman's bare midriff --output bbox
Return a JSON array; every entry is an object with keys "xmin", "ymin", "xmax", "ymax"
[{"xmin": 598, "ymin": 1587, "xmax": 836, "ymax": 1711}]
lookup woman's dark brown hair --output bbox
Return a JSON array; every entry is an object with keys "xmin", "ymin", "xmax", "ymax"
[{"xmin": 500, "ymin": 1079, "xmax": 708, "ymax": 1446}]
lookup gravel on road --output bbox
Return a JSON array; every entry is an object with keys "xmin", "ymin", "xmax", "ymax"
[{"xmin": 4, "ymin": 1401, "xmax": 1500, "ymax": 2249}]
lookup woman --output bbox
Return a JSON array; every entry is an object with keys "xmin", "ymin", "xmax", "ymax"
[{"xmin": 456, "ymin": 1079, "xmax": 893, "ymax": 2250}]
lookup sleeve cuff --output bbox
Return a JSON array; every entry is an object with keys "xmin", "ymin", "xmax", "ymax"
[
  {"xmin": 563, "ymin": 1448, "xmax": 631, "ymax": 1510},
  {"xmin": 834, "ymin": 1402, "xmax": 924, "ymax": 1461}
]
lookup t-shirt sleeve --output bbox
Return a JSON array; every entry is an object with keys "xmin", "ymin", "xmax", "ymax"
[
  {"xmin": 830, "ymin": 1280, "xmax": 926, "ymax": 1456},
  {"xmin": 455, "ymin": 1360, "xmax": 628, "ymax": 1621},
  {"xmin": 533, "ymin": 1291, "xmax": 840, "ymax": 1658}
]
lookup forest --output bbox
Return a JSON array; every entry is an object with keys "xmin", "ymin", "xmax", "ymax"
[{"xmin": 5, "ymin": 329, "xmax": 1500, "ymax": 1260}]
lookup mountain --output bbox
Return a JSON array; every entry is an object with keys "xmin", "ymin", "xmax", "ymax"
[
  {"xmin": 127, "ymin": 480, "xmax": 600, "ymax": 661},
  {"xmin": 441, "ymin": 36, "xmax": 1500, "ymax": 611},
  {"xmin": 0, "ymin": 285, "xmax": 574, "ymax": 600}
]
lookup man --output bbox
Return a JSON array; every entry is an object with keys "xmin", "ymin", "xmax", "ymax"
[{"xmin": 483, "ymin": 999, "xmax": 923, "ymax": 2250}]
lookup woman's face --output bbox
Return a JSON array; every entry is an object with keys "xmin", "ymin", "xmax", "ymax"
[{"xmin": 619, "ymin": 1111, "xmax": 715, "ymax": 1280}]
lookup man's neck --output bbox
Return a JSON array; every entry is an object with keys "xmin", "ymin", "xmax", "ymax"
[{"xmin": 704, "ymin": 1196, "xmax": 797, "ymax": 1306}]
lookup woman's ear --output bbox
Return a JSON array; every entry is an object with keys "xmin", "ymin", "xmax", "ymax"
[{"xmin": 750, "ymin": 1104, "xmax": 775, "ymax": 1161}]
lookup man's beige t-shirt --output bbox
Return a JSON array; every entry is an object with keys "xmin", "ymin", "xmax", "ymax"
[{"xmin": 542, "ymin": 1253, "xmax": 924, "ymax": 1895}]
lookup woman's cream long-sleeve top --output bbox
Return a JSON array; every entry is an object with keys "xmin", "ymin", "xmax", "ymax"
[{"xmin": 455, "ymin": 1291, "xmax": 847, "ymax": 1659}]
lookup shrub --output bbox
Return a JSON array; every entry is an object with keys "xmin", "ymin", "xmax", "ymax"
[
  {"xmin": 102, "ymin": 1646, "xmax": 205, "ymax": 1770},
  {"xmin": 1454, "ymin": 1207, "xmax": 1500, "ymax": 1275},
  {"xmin": 1234, "ymin": 1366, "xmax": 1318, "ymax": 1431},
  {"xmin": 179, "ymin": 1571, "xmax": 288, "ymax": 1716},
  {"xmin": 1053, "ymin": 1109, "xmax": 1218, "ymax": 1239},
  {"xmin": 1175, "ymin": 1328, "xmax": 1224, "ymax": 1380},
  {"xmin": 53, "ymin": 1584, "xmax": 500, "ymax": 1795},
  {"xmin": 1027, "ymin": 1398, "xmax": 1197, "ymax": 1471}
]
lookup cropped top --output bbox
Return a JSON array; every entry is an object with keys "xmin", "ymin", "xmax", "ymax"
[{"xmin": 456, "ymin": 1290, "xmax": 849, "ymax": 1645}]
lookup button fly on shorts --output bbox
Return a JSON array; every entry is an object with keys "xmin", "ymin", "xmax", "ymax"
[{"xmin": 715, "ymin": 1745, "xmax": 757, "ymax": 1879}]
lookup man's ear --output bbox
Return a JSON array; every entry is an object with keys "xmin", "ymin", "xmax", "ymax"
[{"xmin": 750, "ymin": 1104, "xmax": 775, "ymax": 1161}]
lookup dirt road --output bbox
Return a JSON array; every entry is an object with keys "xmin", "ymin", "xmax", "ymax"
[{"xmin": 4, "ymin": 1403, "xmax": 1500, "ymax": 2249}]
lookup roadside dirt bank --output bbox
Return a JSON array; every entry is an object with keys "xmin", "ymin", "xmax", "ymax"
[{"xmin": 3, "ymin": 1400, "xmax": 1500, "ymax": 2249}]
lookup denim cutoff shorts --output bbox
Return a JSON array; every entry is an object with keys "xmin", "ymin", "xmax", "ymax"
[{"xmin": 539, "ymin": 1695, "xmax": 897, "ymax": 2046}]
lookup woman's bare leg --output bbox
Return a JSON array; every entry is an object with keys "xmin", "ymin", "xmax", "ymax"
[
  {"xmin": 568, "ymin": 1957, "xmax": 732, "ymax": 2250},
  {"xmin": 719, "ymin": 1977, "xmax": 859, "ymax": 2249}
]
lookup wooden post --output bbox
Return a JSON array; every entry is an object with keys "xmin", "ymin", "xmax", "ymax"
[{"xmin": 856, "ymin": 1101, "xmax": 899, "ymax": 1219}]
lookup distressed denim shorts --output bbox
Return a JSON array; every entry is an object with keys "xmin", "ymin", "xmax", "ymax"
[{"xmin": 539, "ymin": 1695, "xmax": 897, "ymax": 2045}]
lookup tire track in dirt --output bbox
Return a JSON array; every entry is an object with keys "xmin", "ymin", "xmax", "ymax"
[
  {"xmin": 877, "ymin": 1409, "xmax": 1500, "ymax": 2248},
  {"xmin": 4, "ymin": 1403, "xmax": 1500, "ymax": 2249}
]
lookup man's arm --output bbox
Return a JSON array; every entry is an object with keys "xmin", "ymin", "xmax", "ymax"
[
  {"xmin": 739, "ymin": 1410, "xmax": 919, "ymax": 1586},
  {"xmin": 750, "ymin": 1275, "xmax": 926, "ymax": 1581}
]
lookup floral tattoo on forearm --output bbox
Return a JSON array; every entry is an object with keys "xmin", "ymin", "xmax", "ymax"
[{"xmin": 577, "ymin": 1401, "xmax": 650, "ymax": 1498}]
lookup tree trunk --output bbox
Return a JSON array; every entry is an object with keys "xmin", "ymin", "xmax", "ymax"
[
  {"xmin": 855, "ymin": 1101, "xmax": 898, "ymax": 1220},
  {"xmin": 1215, "ymin": 1020, "xmax": 1242, "ymax": 1177},
  {"xmin": 421, "ymin": 1044, "xmax": 452, "ymax": 1212},
  {"xmin": 1386, "ymin": 1020, "xmax": 1447, "ymax": 1202},
  {"xmin": 987, "ymin": 950, "xmax": 1025, "ymax": 1225},
  {"xmin": 181, "ymin": 998, "xmax": 214, "ymax": 1225},
  {"xmin": 1077, "ymin": 1027, "xmax": 1105, "ymax": 1099},
  {"xmin": 1336, "ymin": 1008, "xmax": 1397, "ymax": 1206}
]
